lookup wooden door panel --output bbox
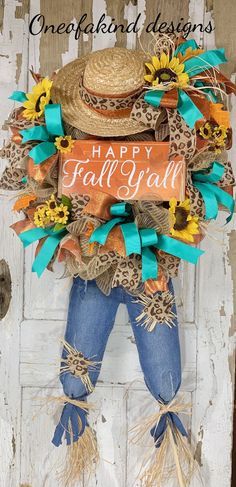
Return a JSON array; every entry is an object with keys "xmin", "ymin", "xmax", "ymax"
[{"xmin": 0, "ymin": 1, "xmax": 235, "ymax": 486}]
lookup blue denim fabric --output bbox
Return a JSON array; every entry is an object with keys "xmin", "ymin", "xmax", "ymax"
[{"xmin": 61, "ymin": 277, "xmax": 181, "ymax": 404}]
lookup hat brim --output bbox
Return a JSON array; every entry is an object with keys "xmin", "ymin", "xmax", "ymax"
[{"xmin": 51, "ymin": 55, "xmax": 149, "ymax": 137}]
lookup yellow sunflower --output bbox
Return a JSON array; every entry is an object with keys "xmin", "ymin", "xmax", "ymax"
[
  {"xmin": 169, "ymin": 198, "xmax": 199, "ymax": 243},
  {"xmin": 144, "ymin": 53, "xmax": 189, "ymax": 89},
  {"xmin": 54, "ymin": 136, "xmax": 75, "ymax": 153},
  {"xmin": 34, "ymin": 206, "xmax": 51, "ymax": 228},
  {"xmin": 213, "ymin": 125, "xmax": 228, "ymax": 145},
  {"xmin": 45, "ymin": 194, "xmax": 58, "ymax": 218},
  {"xmin": 23, "ymin": 78, "xmax": 52, "ymax": 120},
  {"xmin": 53, "ymin": 204, "xmax": 70, "ymax": 225}
]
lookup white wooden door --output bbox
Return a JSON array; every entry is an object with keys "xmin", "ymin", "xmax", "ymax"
[{"xmin": 0, "ymin": 2, "xmax": 235, "ymax": 487}]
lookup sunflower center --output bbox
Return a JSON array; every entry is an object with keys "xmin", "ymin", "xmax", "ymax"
[
  {"xmin": 214, "ymin": 129, "xmax": 224, "ymax": 138},
  {"xmin": 58, "ymin": 211, "xmax": 65, "ymax": 218},
  {"xmin": 174, "ymin": 207, "xmax": 188, "ymax": 231},
  {"xmin": 60, "ymin": 139, "xmax": 69, "ymax": 148},
  {"xmin": 203, "ymin": 127, "xmax": 211, "ymax": 137},
  {"xmin": 49, "ymin": 201, "xmax": 56, "ymax": 209},
  {"xmin": 35, "ymin": 92, "xmax": 46, "ymax": 112},
  {"xmin": 156, "ymin": 68, "xmax": 177, "ymax": 83}
]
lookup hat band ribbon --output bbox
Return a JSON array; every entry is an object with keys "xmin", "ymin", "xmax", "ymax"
[{"xmin": 79, "ymin": 82, "xmax": 143, "ymax": 119}]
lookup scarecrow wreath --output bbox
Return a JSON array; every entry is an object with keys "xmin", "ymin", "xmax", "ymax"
[{"xmin": 1, "ymin": 34, "xmax": 235, "ymax": 487}]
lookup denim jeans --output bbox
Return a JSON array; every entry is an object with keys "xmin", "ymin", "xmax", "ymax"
[{"xmin": 60, "ymin": 277, "xmax": 181, "ymax": 405}]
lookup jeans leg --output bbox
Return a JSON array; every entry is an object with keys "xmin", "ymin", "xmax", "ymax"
[
  {"xmin": 61, "ymin": 277, "xmax": 120, "ymax": 399},
  {"xmin": 126, "ymin": 284, "xmax": 193, "ymax": 486},
  {"xmin": 126, "ymin": 281, "xmax": 181, "ymax": 403},
  {"xmin": 52, "ymin": 278, "xmax": 121, "ymax": 450}
]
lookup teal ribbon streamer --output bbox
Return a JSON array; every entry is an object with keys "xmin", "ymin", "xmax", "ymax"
[
  {"xmin": 139, "ymin": 229, "xmax": 159, "ymax": 281},
  {"xmin": 192, "ymin": 162, "xmax": 235, "ymax": 223},
  {"xmin": 19, "ymin": 226, "xmax": 67, "ymax": 277},
  {"xmin": 184, "ymin": 48, "xmax": 227, "ymax": 77},
  {"xmin": 21, "ymin": 125, "xmax": 49, "ymax": 143},
  {"xmin": 177, "ymin": 90, "xmax": 203, "ymax": 128},
  {"xmin": 90, "ymin": 217, "xmax": 124, "ymax": 245},
  {"xmin": 110, "ymin": 202, "xmax": 131, "ymax": 217},
  {"xmin": 89, "ymin": 204, "xmax": 204, "ymax": 282},
  {"xmin": 9, "ymin": 91, "xmax": 27, "ymax": 103},
  {"xmin": 20, "ymin": 104, "xmax": 64, "ymax": 164},
  {"xmin": 154, "ymin": 234, "xmax": 204, "ymax": 264},
  {"xmin": 174, "ymin": 39, "xmax": 198, "ymax": 57},
  {"xmin": 144, "ymin": 90, "xmax": 164, "ymax": 108},
  {"xmin": 120, "ymin": 222, "xmax": 141, "ymax": 255}
]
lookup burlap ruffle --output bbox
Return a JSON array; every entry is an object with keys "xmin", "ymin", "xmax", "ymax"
[
  {"xmin": 133, "ymin": 200, "xmax": 171, "ymax": 234},
  {"xmin": 0, "ymin": 108, "xmax": 46, "ymax": 191}
]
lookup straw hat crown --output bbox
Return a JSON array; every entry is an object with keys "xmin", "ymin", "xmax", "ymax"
[
  {"xmin": 51, "ymin": 46, "xmax": 149, "ymax": 137},
  {"xmin": 83, "ymin": 47, "xmax": 146, "ymax": 95}
]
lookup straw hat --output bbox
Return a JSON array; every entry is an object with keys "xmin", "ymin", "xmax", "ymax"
[{"xmin": 51, "ymin": 47, "xmax": 149, "ymax": 137}]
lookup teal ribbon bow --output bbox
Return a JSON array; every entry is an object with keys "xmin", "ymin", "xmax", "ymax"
[
  {"xmin": 192, "ymin": 162, "xmax": 235, "ymax": 223},
  {"xmin": 89, "ymin": 203, "xmax": 204, "ymax": 282},
  {"xmin": 9, "ymin": 91, "xmax": 27, "ymax": 103},
  {"xmin": 19, "ymin": 104, "xmax": 64, "ymax": 164},
  {"xmin": 19, "ymin": 226, "xmax": 67, "ymax": 277},
  {"xmin": 144, "ymin": 47, "xmax": 227, "ymax": 128}
]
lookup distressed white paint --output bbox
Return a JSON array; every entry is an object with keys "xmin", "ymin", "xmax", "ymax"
[
  {"xmin": 0, "ymin": 2, "xmax": 235, "ymax": 487},
  {"xmin": 92, "ymin": 0, "xmax": 116, "ymax": 50}
]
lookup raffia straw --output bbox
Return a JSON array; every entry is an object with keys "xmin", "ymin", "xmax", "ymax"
[
  {"xmin": 138, "ymin": 32, "xmax": 175, "ymax": 64},
  {"xmin": 130, "ymin": 398, "xmax": 191, "ymax": 443},
  {"xmin": 58, "ymin": 425, "xmax": 99, "ymax": 487},
  {"xmin": 39, "ymin": 395, "xmax": 98, "ymax": 485},
  {"xmin": 130, "ymin": 398, "xmax": 195, "ymax": 487},
  {"xmin": 43, "ymin": 395, "xmax": 94, "ymax": 412},
  {"xmin": 187, "ymin": 83, "xmax": 228, "ymax": 100},
  {"xmin": 168, "ymin": 426, "xmax": 186, "ymax": 487}
]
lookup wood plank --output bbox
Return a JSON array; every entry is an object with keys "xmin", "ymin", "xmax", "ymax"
[
  {"xmin": 0, "ymin": 1, "xmax": 29, "ymax": 485},
  {"xmin": 206, "ymin": 0, "xmax": 236, "ymax": 77},
  {"xmin": 191, "ymin": 21, "xmax": 236, "ymax": 485}
]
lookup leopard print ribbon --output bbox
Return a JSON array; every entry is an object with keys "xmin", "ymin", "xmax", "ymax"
[
  {"xmin": 79, "ymin": 79, "xmax": 143, "ymax": 118},
  {"xmin": 131, "ymin": 95, "xmax": 196, "ymax": 161}
]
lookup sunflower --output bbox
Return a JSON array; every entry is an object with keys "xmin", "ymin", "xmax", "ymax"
[
  {"xmin": 23, "ymin": 78, "xmax": 52, "ymax": 120},
  {"xmin": 213, "ymin": 125, "xmax": 228, "ymax": 145},
  {"xmin": 45, "ymin": 194, "xmax": 58, "ymax": 218},
  {"xmin": 53, "ymin": 204, "xmax": 70, "ymax": 224},
  {"xmin": 54, "ymin": 136, "xmax": 75, "ymax": 153},
  {"xmin": 199, "ymin": 122, "xmax": 212, "ymax": 140},
  {"xmin": 34, "ymin": 206, "xmax": 51, "ymax": 228},
  {"xmin": 169, "ymin": 198, "xmax": 199, "ymax": 243},
  {"xmin": 144, "ymin": 53, "xmax": 189, "ymax": 89}
]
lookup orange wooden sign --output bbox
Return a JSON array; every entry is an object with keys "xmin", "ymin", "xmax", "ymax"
[{"xmin": 58, "ymin": 140, "xmax": 186, "ymax": 201}]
